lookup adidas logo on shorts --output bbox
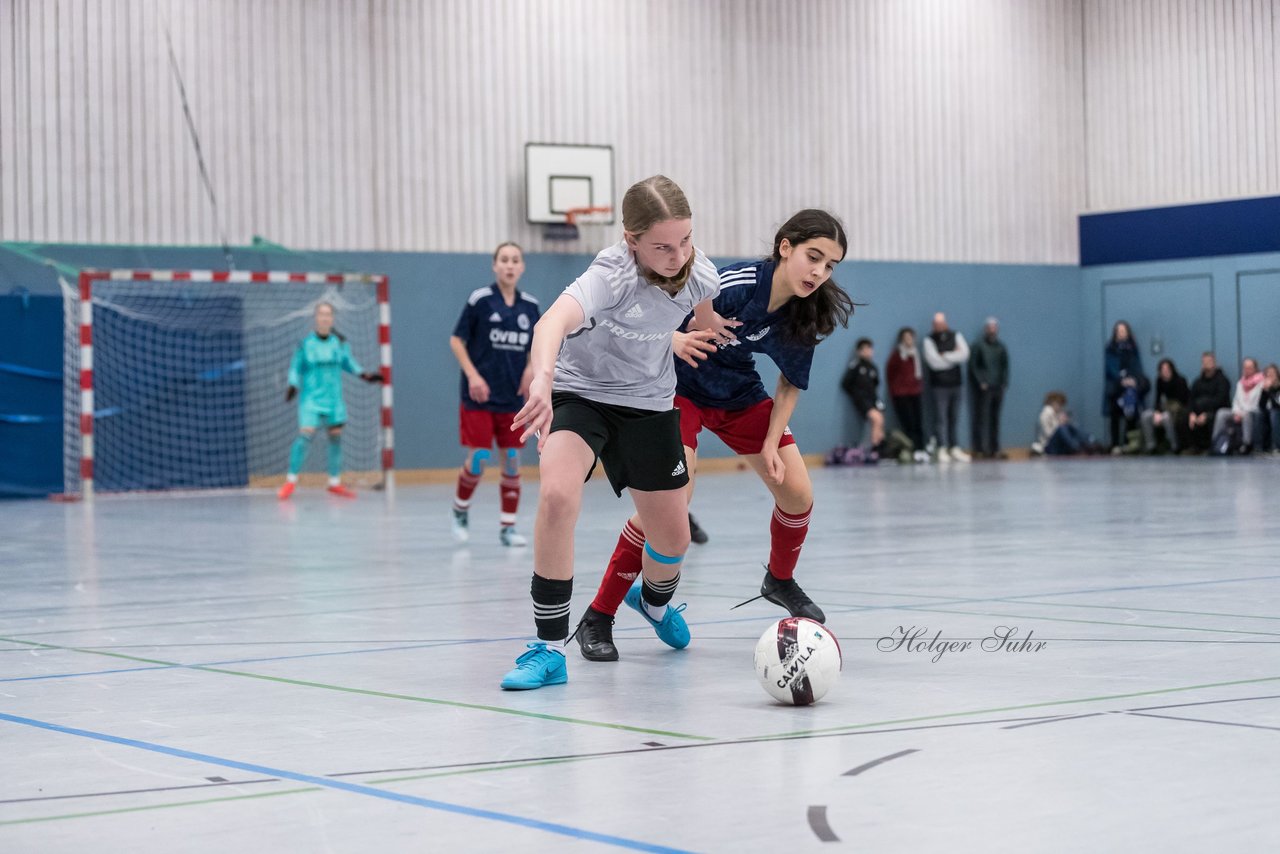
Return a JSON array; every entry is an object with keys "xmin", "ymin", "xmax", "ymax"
[
  {"xmin": 624, "ymin": 303, "xmax": 644, "ymax": 320},
  {"xmin": 672, "ymin": 459, "xmax": 686, "ymax": 476}
]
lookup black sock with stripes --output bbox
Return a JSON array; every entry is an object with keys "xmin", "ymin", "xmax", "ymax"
[
  {"xmin": 640, "ymin": 571, "xmax": 681, "ymax": 619},
  {"xmin": 530, "ymin": 573, "xmax": 572, "ymax": 652}
]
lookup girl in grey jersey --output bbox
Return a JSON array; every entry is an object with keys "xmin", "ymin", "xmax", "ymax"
[{"xmin": 499, "ymin": 175, "xmax": 738, "ymax": 691}]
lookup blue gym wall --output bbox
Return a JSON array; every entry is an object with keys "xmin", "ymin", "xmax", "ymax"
[
  {"xmin": 0, "ymin": 243, "xmax": 1084, "ymax": 474},
  {"xmin": 21, "ymin": 240, "xmax": 1280, "ymax": 468},
  {"xmin": 1079, "ymin": 251, "xmax": 1280, "ymax": 441}
]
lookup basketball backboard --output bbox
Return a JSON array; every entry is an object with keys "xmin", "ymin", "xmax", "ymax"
[{"xmin": 525, "ymin": 143, "xmax": 615, "ymax": 224}]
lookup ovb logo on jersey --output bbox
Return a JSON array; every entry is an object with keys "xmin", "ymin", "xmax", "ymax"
[
  {"xmin": 490, "ymin": 329, "xmax": 530, "ymax": 349},
  {"xmin": 517, "ymin": 314, "xmax": 530, "ymax": 331}
]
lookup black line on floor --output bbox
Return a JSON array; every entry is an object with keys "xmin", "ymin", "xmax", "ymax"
[
  {"xmin": 1001, "ymin": 713, "xmax": 1107, "ymax": 730},
  {"xmin": 1124, "ymin": 711, "xmax": 1280, "ymax": 732},
  {"xmin": 842, "ymin": 748, "xmax": 919, "ymax": 776},
  {"xmin": 807, "ymin": 805, "xmax": 839, "ymax": 842},
  {"xmin": 1125, "ymin": 693, "xmax": 1280, "ymax": 713},
  {"xmin": 14, "ymin": 696, "xmax": 1273, "ymax": 810},
  {"xmin": 0, "ymin": 777, "xmax": 280, "ymax": 806},
  {"xmin": 0, "ymin": 713, "xmax": 1059, "ymax": 806}
]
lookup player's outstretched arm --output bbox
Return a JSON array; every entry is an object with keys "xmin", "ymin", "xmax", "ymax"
[
  {"xmin": 761, "ymin": 376, "xmax": 802, "ymax": 484},
  {"xmin": 511, "ymin": 294, "xmax": 585, "ymax": 451}
]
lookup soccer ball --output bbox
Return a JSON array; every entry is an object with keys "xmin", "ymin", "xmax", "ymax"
[{"xmin": 754, "ymin": 617, "xmax": 842, "ymax": 705}]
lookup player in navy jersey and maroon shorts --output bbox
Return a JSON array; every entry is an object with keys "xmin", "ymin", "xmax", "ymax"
[
  {"xmin": 499, "ymin": 176, "xmax": 739, "ymax": 691},
  {"xmin": 448, "ymin": 242, "xmax": 541, "ymax": 547},
  {"xmin": 574, "ymin": 209, "xmax": 855, "ymax": 662}
]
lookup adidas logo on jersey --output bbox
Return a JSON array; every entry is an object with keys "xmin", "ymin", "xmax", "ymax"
[
  {"xmin": 672, "ymin": 459, "xmax": 686, "ymax": 477},
  {"xmin": 489, "ymin": 312, "xmax": 502, "ymax": 322},
  {"xmin": 745, "ymin": 326, "xmax": 771, "ymax": 342},
  {"xmin": 624, "ymin": 303, "xmax": 644, "ymax": 320}
]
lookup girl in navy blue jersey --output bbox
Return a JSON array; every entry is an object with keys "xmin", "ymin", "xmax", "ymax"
[
  {"xmin": 574, "ymin": 209, "xmax": 855, "ymax": 662},
  {"xmin": 448, "ymin": 242, "xmax": 541, "ymax": 547}
]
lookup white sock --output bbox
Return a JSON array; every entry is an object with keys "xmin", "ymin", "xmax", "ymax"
[
  {"xmin": 286, "ymin": 473, "xmax": 299, "ymax": 484},
  {"xmin": 539, "ymin": 639, "xmax": 567, "ymax": 656},
  {"xmin": 328, "ymin": 476, "xmax": 341, "ymax": 487},
  {"xmin": 642, "ymin": 600, "xmax": 667, "ymax": 621}
]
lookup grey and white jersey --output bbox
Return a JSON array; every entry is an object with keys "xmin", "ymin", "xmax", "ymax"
[{"xmin": 554, "ymin": 240, "xmax": 720, "ymax": 411}]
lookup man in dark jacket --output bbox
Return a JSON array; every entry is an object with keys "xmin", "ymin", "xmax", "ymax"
[
  {"xmin": 969, "ymin": 317, "xmax": 1010, "ymax": 459},
  {"xmin": 1180, "ymin": 351, "xmax": 1232, "ymax": 453},
  {"xmin": 841, "ymin": 338, "xmax": 885, "ymax": 453}
]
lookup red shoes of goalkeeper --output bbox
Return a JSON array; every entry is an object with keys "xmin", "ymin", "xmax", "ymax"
[{"xmin": 277, "ymin": 482, "xmax": 357, "ymax": 500}]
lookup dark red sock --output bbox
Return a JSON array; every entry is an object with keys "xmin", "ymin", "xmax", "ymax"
[
  {"xmin": 768, "ymin": 504, "xmax": 812, "ymax": 580},
  {"xmin": 453, "ymin": 466, "xmax": 481, "ymax": 512},
  {"xmin": 499, "ymin": 473, "xmax": 520, "ymax": 527},
  {"xmin": 591, "ymin": 520, "xmax": 645, "ymax": 616}
]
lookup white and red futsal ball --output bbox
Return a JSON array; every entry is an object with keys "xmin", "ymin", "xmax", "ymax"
[{"xmin": 754, "ymin": 617, "xmax": 842, "ymax": 705}]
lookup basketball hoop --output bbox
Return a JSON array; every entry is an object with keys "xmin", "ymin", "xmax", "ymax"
[{"xmin": 543, "ymin": 206, "xmax": 613, "ymax": 241}]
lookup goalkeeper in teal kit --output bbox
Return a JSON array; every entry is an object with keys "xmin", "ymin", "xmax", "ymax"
[{"xmin": 278, "ymin": 302, "xmax": 383, "ymax": 500}]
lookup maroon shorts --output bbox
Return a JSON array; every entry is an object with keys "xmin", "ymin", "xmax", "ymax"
[
  {"xmin": 459, "ymin": 406, "xmax": 524, "ymax": 449},
  {"xmin": 674, "ymin": 395, "xmax": 797, "ymax": 455}
]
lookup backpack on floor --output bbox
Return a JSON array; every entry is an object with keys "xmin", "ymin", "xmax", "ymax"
[{"xmin": 1211, "ymin": 419, "xmax": 1244, "ymax": 456}]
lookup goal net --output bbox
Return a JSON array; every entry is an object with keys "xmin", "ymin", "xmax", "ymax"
[{"xmin": 61, "ymin": 269, "xmax": 394, "ymax": 497}]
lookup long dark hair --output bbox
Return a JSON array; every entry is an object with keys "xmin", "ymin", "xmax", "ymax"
[
  {"xmin": 771, "ymin": 209, "xmax": 856, "ymax": 347},
  {"xmin": 1109, "ymin": 320, "xmax": 1135, "ymax": 349},
  {"xmin": 1157, "ymin": 358, "xmax": 1181, "ymax": 381}
]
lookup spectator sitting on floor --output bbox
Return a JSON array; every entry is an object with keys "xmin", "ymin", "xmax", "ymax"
[
  {"xmin": 1212, "ymin": 357, "xmax": 1264, "ymax": 453},
  {"xmin": 1258, "ymin": 364, "xmax": 1280, "ymax": 455},
  {"xmin": 1180, "ymin": 352, "xmax": 1232, "ymax": 454},
  {"xmin": 1139, "ymin": 358, "xmax": 1189, "ymax": 454},
  {"xmin": 1033, "ymin": 391, "xmax": 1097, "ymax": 456}
]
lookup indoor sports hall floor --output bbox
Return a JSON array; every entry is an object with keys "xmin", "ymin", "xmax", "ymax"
[{"xmin": 2, "ymin": 460, "xmax": 1277, "ymax": 852}]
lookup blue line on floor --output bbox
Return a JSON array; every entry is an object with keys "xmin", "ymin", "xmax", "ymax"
[{"xmin": 0, "ymin": 711, "xmax": 694, "ymax": 853}]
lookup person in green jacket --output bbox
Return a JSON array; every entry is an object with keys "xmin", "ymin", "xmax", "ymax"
[
  {"xmin": 969, "ymin": 316, "xmax": 1010, "ymax": 459},
  {"xmin": 278, "ymin": 302, "xmax": 383, "ymax": 499}
]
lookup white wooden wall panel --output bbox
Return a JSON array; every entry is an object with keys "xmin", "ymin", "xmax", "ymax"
[
  {"xmin": 1083, "ymin": 0, "xmax": 1280, "ymax": 211},
  {"xmin": 12, "ymin": 1, "xmax": 1266, "ymax": 263}
]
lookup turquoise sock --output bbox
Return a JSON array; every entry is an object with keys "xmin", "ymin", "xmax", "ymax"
[
  {"xmin": 288, "ymin": 433, "xmax": 311, "ymax": 476},
  {"xmin": 327, "ymin": 434, "xmax": 342, "ymax": 478}
]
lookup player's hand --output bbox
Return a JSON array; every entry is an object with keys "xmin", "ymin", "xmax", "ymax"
[
  {"xmin": 360, "ymin": 371, "xmax": 384, "ymax": 384},
  {"xmin": 285, "ymin": 386, "xmax": 298, "ymax": 403},
  {"xmin": 673, "ymin": 330, "xmax": 719, "ymax": 367},
  {"xmin": 512, "ymin": 375, "xmax": 553, "ymax": 451},
  {"xmin": 761, "ymin": 442, "xmax": 785, "ymax": 485},
  {"xmin": 705, "ymin": 312, "xmax": 741, "ymax": 345},
  {"xmin": 468, "ymin": 375, "xmax": 491, "ymax": 404},
  {"xmin": 689, "ymin": 312, "xmax": 741, "ymax": 346}
]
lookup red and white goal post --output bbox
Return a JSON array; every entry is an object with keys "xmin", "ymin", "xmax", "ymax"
[{"xmin": 62, "ymin": 268, "xmax": 394, "ymax": 500}]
